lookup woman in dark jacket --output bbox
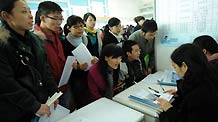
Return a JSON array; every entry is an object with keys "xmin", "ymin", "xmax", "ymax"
[
  {"xmin": 157, "ymin": 44, "xmax": 218, "ymax": 122},
  {"xmin": 0, "ymin": 0, "xmax": 58, "ymax": 121},
  {"xmin": 102, "ymin": 17, "xmax": 123, "ymax": 47},
  {"xmin": 62, "ymin": 15, "xmax": 98, "ymax": 110}
]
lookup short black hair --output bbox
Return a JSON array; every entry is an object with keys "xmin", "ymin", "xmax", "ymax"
[
  {"xmin": 83, "ymin": 12, "xmax": 96, "ymax": 27},
  {"xmin": 0, "ymin": 0, "xmax": 19, "ymax": 24},
  {"xmin": 63, "ymin": 15, "xmax": 84, "ymax": 35},
  {"xmin": 134, "ymin": 16, "xmax": 145, "ymax": 23},
  {"xmin": 122, "ymin": 40, "xmax": 138, "ymax": 55},
  {"xmin": 35, "ymin": 1, "xmax": 62, "ymax": 25},
  {"xmin": 193, "ymin": 35, "xmax": 218, "ymax": 54},
  {"xmin": 141, "ymin": 19, "xmax": 158, "ymax": 33}
]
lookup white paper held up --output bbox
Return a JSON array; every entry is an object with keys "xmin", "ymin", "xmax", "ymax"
[
  {"xmin": 58, "ymin": 56, "xmax": 76, "ymax": 87},
  {"xmin": 72, "ymin": 43, "xmax": 93, "ymax": 71}
]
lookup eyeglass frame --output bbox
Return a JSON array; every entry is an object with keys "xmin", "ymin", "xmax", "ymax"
[
  {"xmin": 45, "ymin": 15, "xmax": 64, "ymax": 21},
  {"xmin": 72, "ymin": 24, "xmax": 85, "ymax": 29}
]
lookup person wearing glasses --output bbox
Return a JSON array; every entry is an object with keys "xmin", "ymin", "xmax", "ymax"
[
  {"xmin": 102, "ymin": 17, "xmax": 124, "ymax": 47},
  {"xmin": 83, "ymin": 13, "xmax": 102, "ymax": 58},
  {"xmin": 62, "ymin": 15, "xmax": 98, "ymax": 110},
  {"xmin": 0, "ymin": 0, "xmax": 58, "ymax": 121},
  {"xmin": 33, "ymin": 1, "xmax": 70, "ymax": 110}
]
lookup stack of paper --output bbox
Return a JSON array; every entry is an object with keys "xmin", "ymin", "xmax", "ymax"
[
  {"xmin": 46, "ymin": 92, "xmax": 63, "ymax": 106},
  {"xmin": 157, "ymin": 70, "xmax": 179, "ymax": 86},
  {"xmin": 128, "ymin": 89, "xmax": 174, "ymax": 111}
]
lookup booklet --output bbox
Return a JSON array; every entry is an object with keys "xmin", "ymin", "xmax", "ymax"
[{"xmin": 128, "ymin": 88, "xmax": 174, "ymax": 111}]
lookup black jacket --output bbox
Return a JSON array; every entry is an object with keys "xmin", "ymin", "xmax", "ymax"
[
  {"xmin": 102, "ymin": 31, "xmax": 119, "ymax": 47},
  {"xmin": 125, "ymin": 59, "xmax": 146, "ymax": 88},
  {"xmin": 0, "ymin": 25, "xmax": 57, "ymax": 122},
  {"xmin": 159, "ymin": 79, "xmax": 218, "ymax": 122}
]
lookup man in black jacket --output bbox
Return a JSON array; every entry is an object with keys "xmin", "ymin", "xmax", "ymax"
[{"xmin": 122, "ymin": 40, "xmax": 147, "ymax": 88}]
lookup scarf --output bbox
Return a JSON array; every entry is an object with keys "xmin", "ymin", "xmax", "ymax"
[{"xmin": 66, "ymin": 33, "xmax": 88, "ymax": 47}]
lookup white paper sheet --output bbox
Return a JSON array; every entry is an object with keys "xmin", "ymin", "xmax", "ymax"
[
  {"xmin": 39, "ymin": 104, "xmax": 70, "ymax": 122},
  {"xmin": 72, "ymin": 43, "xmax": 93, "ymax": 71},
  {"xmin": 58, "ymin": 56, "xmax": 76, "ymax": 87}
]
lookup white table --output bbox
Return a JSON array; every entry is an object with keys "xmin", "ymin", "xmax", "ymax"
[
  {"xmin": 113, "ymin": 71, "xmax": 176, "ymax": 122},
  {"xmin": 57, "ymin": 97, "xmax": 144, "ymax": 122}
]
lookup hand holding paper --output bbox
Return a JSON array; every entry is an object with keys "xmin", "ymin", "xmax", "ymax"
[
  {"xmin": 156, "ymin": 95, "xmax": 174, "ymax": 111},
  {"xmin": 46, "ymin": 92, "xmax": 63, "ymax": 106},
  {"xmin": 72, "ymin": 43, "xmax": 93, "ymax": 71}
]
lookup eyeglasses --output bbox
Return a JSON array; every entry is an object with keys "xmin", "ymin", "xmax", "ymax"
[
  {"xmin": 72, "ymin": 25, "xmax": 84, "ymax": 29},
  {"xmin": 46, "ymin": 16, "xmax": 64, "ymax": 21}
]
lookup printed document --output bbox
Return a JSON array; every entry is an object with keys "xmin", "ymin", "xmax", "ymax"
[{"xmin": 72, "ymin": 43, "xmax": 93, "ymax": 71}]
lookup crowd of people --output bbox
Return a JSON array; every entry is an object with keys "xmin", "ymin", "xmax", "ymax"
[{"xmin": 0, "ymin": 0, "xmax": 218, "ymax": 122}]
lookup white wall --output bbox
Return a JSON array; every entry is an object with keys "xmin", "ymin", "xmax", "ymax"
[
  {"xmin": 108, "ymin": 0, "xmax": 141, "ymax": 25},
  {"xmin": 155, "ymin": 36, "xmax": 175, "ymax": 71}
]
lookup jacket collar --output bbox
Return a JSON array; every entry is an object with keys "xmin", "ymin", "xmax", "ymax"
[{"xmin": 0, "ymin": 25, "xmax": 10, "ymax": 44}]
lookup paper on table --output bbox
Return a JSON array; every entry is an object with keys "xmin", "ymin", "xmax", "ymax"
[
  {"xmin": 72, "ymin": 43, "xmax": 93, "ymax": 71},
  {"xmin": 39, "ymin": 104, "xmax": 70, "ymax": 122},
  {"xmin": 58, "ymin": 56, "xmax": 76, "ymax": 87},
  {"xmin": 153, "ymin": 93, "xmax": 174, "ymax": 104}
]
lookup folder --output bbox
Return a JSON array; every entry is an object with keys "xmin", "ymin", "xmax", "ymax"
[{"xmin": 128, "ymin": 95, "xmax": 162, "ymax": 111}]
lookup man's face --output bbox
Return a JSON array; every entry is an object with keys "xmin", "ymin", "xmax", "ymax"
[
  {"xmin": 42, "ymin": 12, "xmax": 63, "ymax": 32},
  {"xmin": 143, "ymin": 31, "xmax": 157, "ymax": 41},
  {"xmin": 127, "ymin": 44, "xmax": 141, "ymax": 61}
]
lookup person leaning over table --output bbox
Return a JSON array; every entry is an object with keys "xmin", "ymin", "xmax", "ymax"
[
  {"xmin": 128, "ymin": 19, "xmax": 158, "ymax": 75},
  {"xmin": 0, "ymin": 0, "xmax": 58, "ymax": 121},
  {"xmin": 157, "ymin": 44, "xmax": 218, "ymax": 122}
]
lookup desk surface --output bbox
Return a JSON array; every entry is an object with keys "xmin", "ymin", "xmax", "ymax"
[
  {"xmin": 57, "ymin": 98, "xmax": 144, "ymax": 122},
  {"xmin": 113, "ymin": 71, "xmax": 176, "ymax": 118}
]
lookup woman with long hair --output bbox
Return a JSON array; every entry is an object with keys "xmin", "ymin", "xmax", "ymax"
[{"xmin": 88, "ymin": 44, "xmax": 126, "ymax": 101}]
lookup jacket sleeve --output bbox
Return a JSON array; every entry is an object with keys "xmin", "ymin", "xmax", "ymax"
[
  {"xmin": 159, "ymin": 107, "xmax": 180, "ymax": 122},
  {"xmin": 87, "ymin": 70, "xmax": 101, "ymax": 101},
  {"xmin": 128, "ymin": 33, "xmax": 136, "ymax": 41},
  {"xmin": 44, "ymin": 57, "xmax": 58, "ymax": 96},
  {"xmin": 0, "ymin": 47, "xmax": 41, "ymax": 113}
]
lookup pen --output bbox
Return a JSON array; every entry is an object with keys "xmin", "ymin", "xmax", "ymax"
[
  {"xmin": 148, "ymin": 87, "xmax": 159, "ymax": 93},
  {"xmin": 159, "ymin": 84, "xmax": 165, "ymax": 92},
  {"xmin": 157, "ymin": 80, "xmax": 165, "ymax": 92}
]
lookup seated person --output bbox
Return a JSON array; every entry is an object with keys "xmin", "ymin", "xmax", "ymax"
[
  {"xmin": 193, "ymin": 35, "xmax": 218, "ymax": 69},
  {"xmin": 157, "ymin": 44, "xmax": 218, "ymax": 122},
  {"xmin": 122, "ymin": 40, "xmax": 146, "ymax": 88},
  {"xmin": 88, "ymin": 44, "xmax": 126, "ymax": 102}
]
